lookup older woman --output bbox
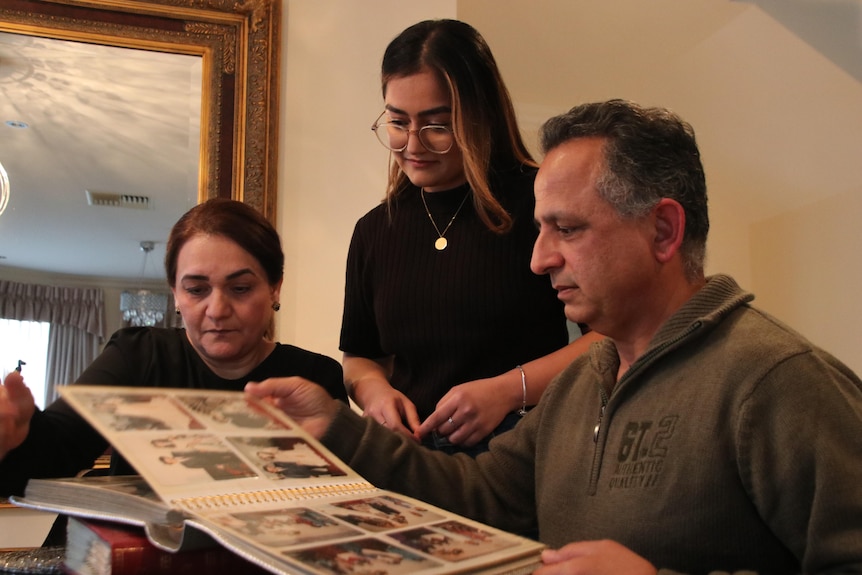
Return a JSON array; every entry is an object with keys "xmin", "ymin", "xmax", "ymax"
[{"xmin": 0, "ymin": 198, "xmax": 345, "ymax": 496}]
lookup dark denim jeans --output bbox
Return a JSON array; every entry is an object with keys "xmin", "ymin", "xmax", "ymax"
[{"xmin": 421, "ymin": 412, "xmax": 523, "ymax": 457}]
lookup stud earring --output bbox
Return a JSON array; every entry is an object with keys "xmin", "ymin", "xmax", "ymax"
[
  {"xmin": 175, "ymin": 308, "xmax": 181, "ymax": 315},
  {"xmin": 272, "ymin": 302, "xmax": 281, "ymax": 312}
]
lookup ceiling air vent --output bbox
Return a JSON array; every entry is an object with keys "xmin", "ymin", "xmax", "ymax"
[{"xmin": 85, "ymin": 190, "xmax": 151, "ymax": 209}]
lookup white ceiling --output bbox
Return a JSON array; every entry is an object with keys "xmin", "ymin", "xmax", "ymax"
[{"xmin": 0, "ymin": 31, "xmax": 201, "ymax": 281}]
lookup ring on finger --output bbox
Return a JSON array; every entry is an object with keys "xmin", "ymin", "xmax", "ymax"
[{"xmin": 447, "ymin": 416, "xmax": 455, "ymax": 426}]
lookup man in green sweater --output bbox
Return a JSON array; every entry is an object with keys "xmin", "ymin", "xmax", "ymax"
[{"xmin": 248, "ymin": 99, "xmax": 862, "ymax": 574}]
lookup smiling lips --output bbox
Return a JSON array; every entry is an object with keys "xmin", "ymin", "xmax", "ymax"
[{"xmin": 404, "ymin": 156, "xmax": 435, "ymax": 167}]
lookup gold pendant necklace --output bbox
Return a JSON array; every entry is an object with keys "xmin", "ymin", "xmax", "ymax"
[{"xmin": 421, "ymin": 188, "xmax": 470, "ymax": 251}]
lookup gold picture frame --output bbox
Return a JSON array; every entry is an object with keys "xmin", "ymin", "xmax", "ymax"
[{"xmin": 0, "ymin": 0, "xmax": 280, "ymax": 221}]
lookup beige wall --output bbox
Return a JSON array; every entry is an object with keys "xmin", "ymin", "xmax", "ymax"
[
  {"xmin": 277, "ymin": 0, "xmax": 862, "ymax": 376},
  {"xmin": 750, "ymin": 188, "xmax": 862, "ymax": 373}
]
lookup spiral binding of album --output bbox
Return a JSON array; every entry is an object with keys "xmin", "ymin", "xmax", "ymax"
[{"xmin": 174, "ymin": 481, "xmax": 380, "ymax": 512}]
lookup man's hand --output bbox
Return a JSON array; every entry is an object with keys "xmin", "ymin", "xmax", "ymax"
[
  {"xmin": 536, "ymin": 540, "xmax": 657, "ymax": 575},
  {"xmin": 0, "ymin": 370, "xmax": 36, "ymax": 461},
  {"xmin": 245, "ymin": 377, "xmax": 341, "ymax": 440}
]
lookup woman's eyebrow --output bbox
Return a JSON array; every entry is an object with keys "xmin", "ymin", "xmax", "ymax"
[
  {"xmin": 225, "ymin": 268, "xmax": 255, "ymax": 280},
  {"xmin": 180, "ymin": 273, "xmax": 208, "ymax": 282},
  {"xmin": 180, "ymin": 268, "xmax": 255, "ymax": 282},
  {"xmin": 384, "ymin": 104, "xmax": 452, "ymax": 117}
]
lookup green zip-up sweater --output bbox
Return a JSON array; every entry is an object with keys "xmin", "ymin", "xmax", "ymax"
[{"xmin": 322, "ymin": 275, "xmax": 862, "ymax": 574}]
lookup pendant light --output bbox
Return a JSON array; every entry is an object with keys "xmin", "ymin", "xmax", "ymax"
[{"xmin": 119, "ymin": 241, "xmax": 168, "ymax": 326}]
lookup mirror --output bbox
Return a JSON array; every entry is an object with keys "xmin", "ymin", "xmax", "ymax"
[{"xmin": 0, "ymin": 0, "xmax": 280, "ymax": 280}]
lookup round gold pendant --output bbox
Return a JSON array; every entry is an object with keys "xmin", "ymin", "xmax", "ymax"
[{"xmin": 435, "ymin": 237, "xmax": 448, "ymax": 251}]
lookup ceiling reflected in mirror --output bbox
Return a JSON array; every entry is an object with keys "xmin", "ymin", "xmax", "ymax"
[{"xmin": 0, "ymin": 31, "xmax": 201, "ymax": 280}]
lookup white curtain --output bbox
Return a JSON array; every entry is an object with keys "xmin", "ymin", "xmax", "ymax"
[
  {"xmin": 0, "ymin": 280, "xmax": 105, "ymax": 404},
  {"xmin": 44, "ymin": 323, "xmax": 102, "ymax": 403}
]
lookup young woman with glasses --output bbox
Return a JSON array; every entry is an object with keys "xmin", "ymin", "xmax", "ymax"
[{"xmin": 339, "ymin": 19, "xmax": 600, "ymax": 456}]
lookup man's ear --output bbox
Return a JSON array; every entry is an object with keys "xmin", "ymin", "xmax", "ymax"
[{"xmin": 652, "ymin": 198, "xmax": 685, "ymax": 263}]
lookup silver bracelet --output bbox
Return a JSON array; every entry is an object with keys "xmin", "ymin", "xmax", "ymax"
[{"xmin": 516, "ymin": 365, "xmax": 527, "ymax": 416}]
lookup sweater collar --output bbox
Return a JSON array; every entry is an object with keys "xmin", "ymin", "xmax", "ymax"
[
  {"xmin": 591, "ymin": 274, "xmax": 754, "ymax": 376},
  {"xmin": 651, "ymin": 274, "xmax": 753, "ymax": 344}
]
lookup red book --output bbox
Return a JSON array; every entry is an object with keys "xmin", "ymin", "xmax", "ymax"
[{"xmin": 63, "ymin": 517, "xmax": 269, "ymax": 575}]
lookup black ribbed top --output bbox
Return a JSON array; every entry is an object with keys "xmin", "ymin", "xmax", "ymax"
[{"xmin": 340, "ymin": 167, "xmax": 568, "ymax": 418}]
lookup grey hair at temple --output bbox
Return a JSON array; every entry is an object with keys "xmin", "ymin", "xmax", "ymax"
[{"xmin": 540, "ymin": 99, "xmax": 710, "ymax": 280}]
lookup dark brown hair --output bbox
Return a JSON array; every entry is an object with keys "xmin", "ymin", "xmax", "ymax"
[
  {"xmin": 165, "ymin": 198, "xmax": 284, "ymax": 288},
  {"xmin": 541, "ymin": 99, "xmax": 709, "ymax": 279}
]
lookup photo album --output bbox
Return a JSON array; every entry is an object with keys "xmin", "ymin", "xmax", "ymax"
[{"xmin": 12, "ymin": 386, "xmax": 544, "ymax": 575}]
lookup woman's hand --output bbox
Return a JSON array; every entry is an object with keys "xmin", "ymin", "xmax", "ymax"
[
  {"xmin": 353, "ymin": 378, "xmax": 421, "ymax": 440},
  {"xmin": 342, "ymin": 354, "xmax": 419, "ymax": 439},
  {"xmin": 536, "ymin": 541, "xmax": 657, "ymax": 575},
  {"xmin": 245, "ymin": 377, "xmax": 340, "ymax": 440},
  {"xmin": 418, "ymin": 375, "xmax": 515, "ymax": 446},
  {"xmin": 0, "ymin": 370, "xmax": 36, "ymax": 461}
]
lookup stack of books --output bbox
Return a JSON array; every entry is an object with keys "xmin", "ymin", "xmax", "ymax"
[{"xmin": 64, "ymin": 516, "xmax": 268, "ymax": 574}]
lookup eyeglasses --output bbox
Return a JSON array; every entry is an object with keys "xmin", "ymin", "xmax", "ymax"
[{"xmin": 371, "ymin": 112, "xmax": 455, "ymax": 154}]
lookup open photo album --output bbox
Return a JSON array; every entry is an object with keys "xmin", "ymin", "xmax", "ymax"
[{"xmin": 12, "ymin": 386, "xmax": 544, "ymax": 575}]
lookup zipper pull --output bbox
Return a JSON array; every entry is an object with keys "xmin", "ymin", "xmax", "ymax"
[{"xmin": 593, "ymin": 404, "xmax": 606, "ymax": 442}]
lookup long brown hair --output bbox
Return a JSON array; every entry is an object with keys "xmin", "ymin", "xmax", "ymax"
[{"xmin": 381, "ymin": 19, "xmax": 536, "ymax": 233}]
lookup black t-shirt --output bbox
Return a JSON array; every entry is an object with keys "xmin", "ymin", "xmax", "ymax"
[{"xmin": 0, "ymin": 327, "xmax": 345, "ymax": 496}]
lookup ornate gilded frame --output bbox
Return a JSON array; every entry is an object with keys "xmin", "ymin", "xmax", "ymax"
[{"xmin": 0, "ymin": 0, "xmax": 280, "ymax": 221}]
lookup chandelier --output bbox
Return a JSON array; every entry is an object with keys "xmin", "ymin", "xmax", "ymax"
[
  {"xmin": 120, "ymin": 241, "xmax": 168, "ymax": 327},
  {"xmin": 0, "ymin": 160, "xmax": 9, "ymax": 216}
]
